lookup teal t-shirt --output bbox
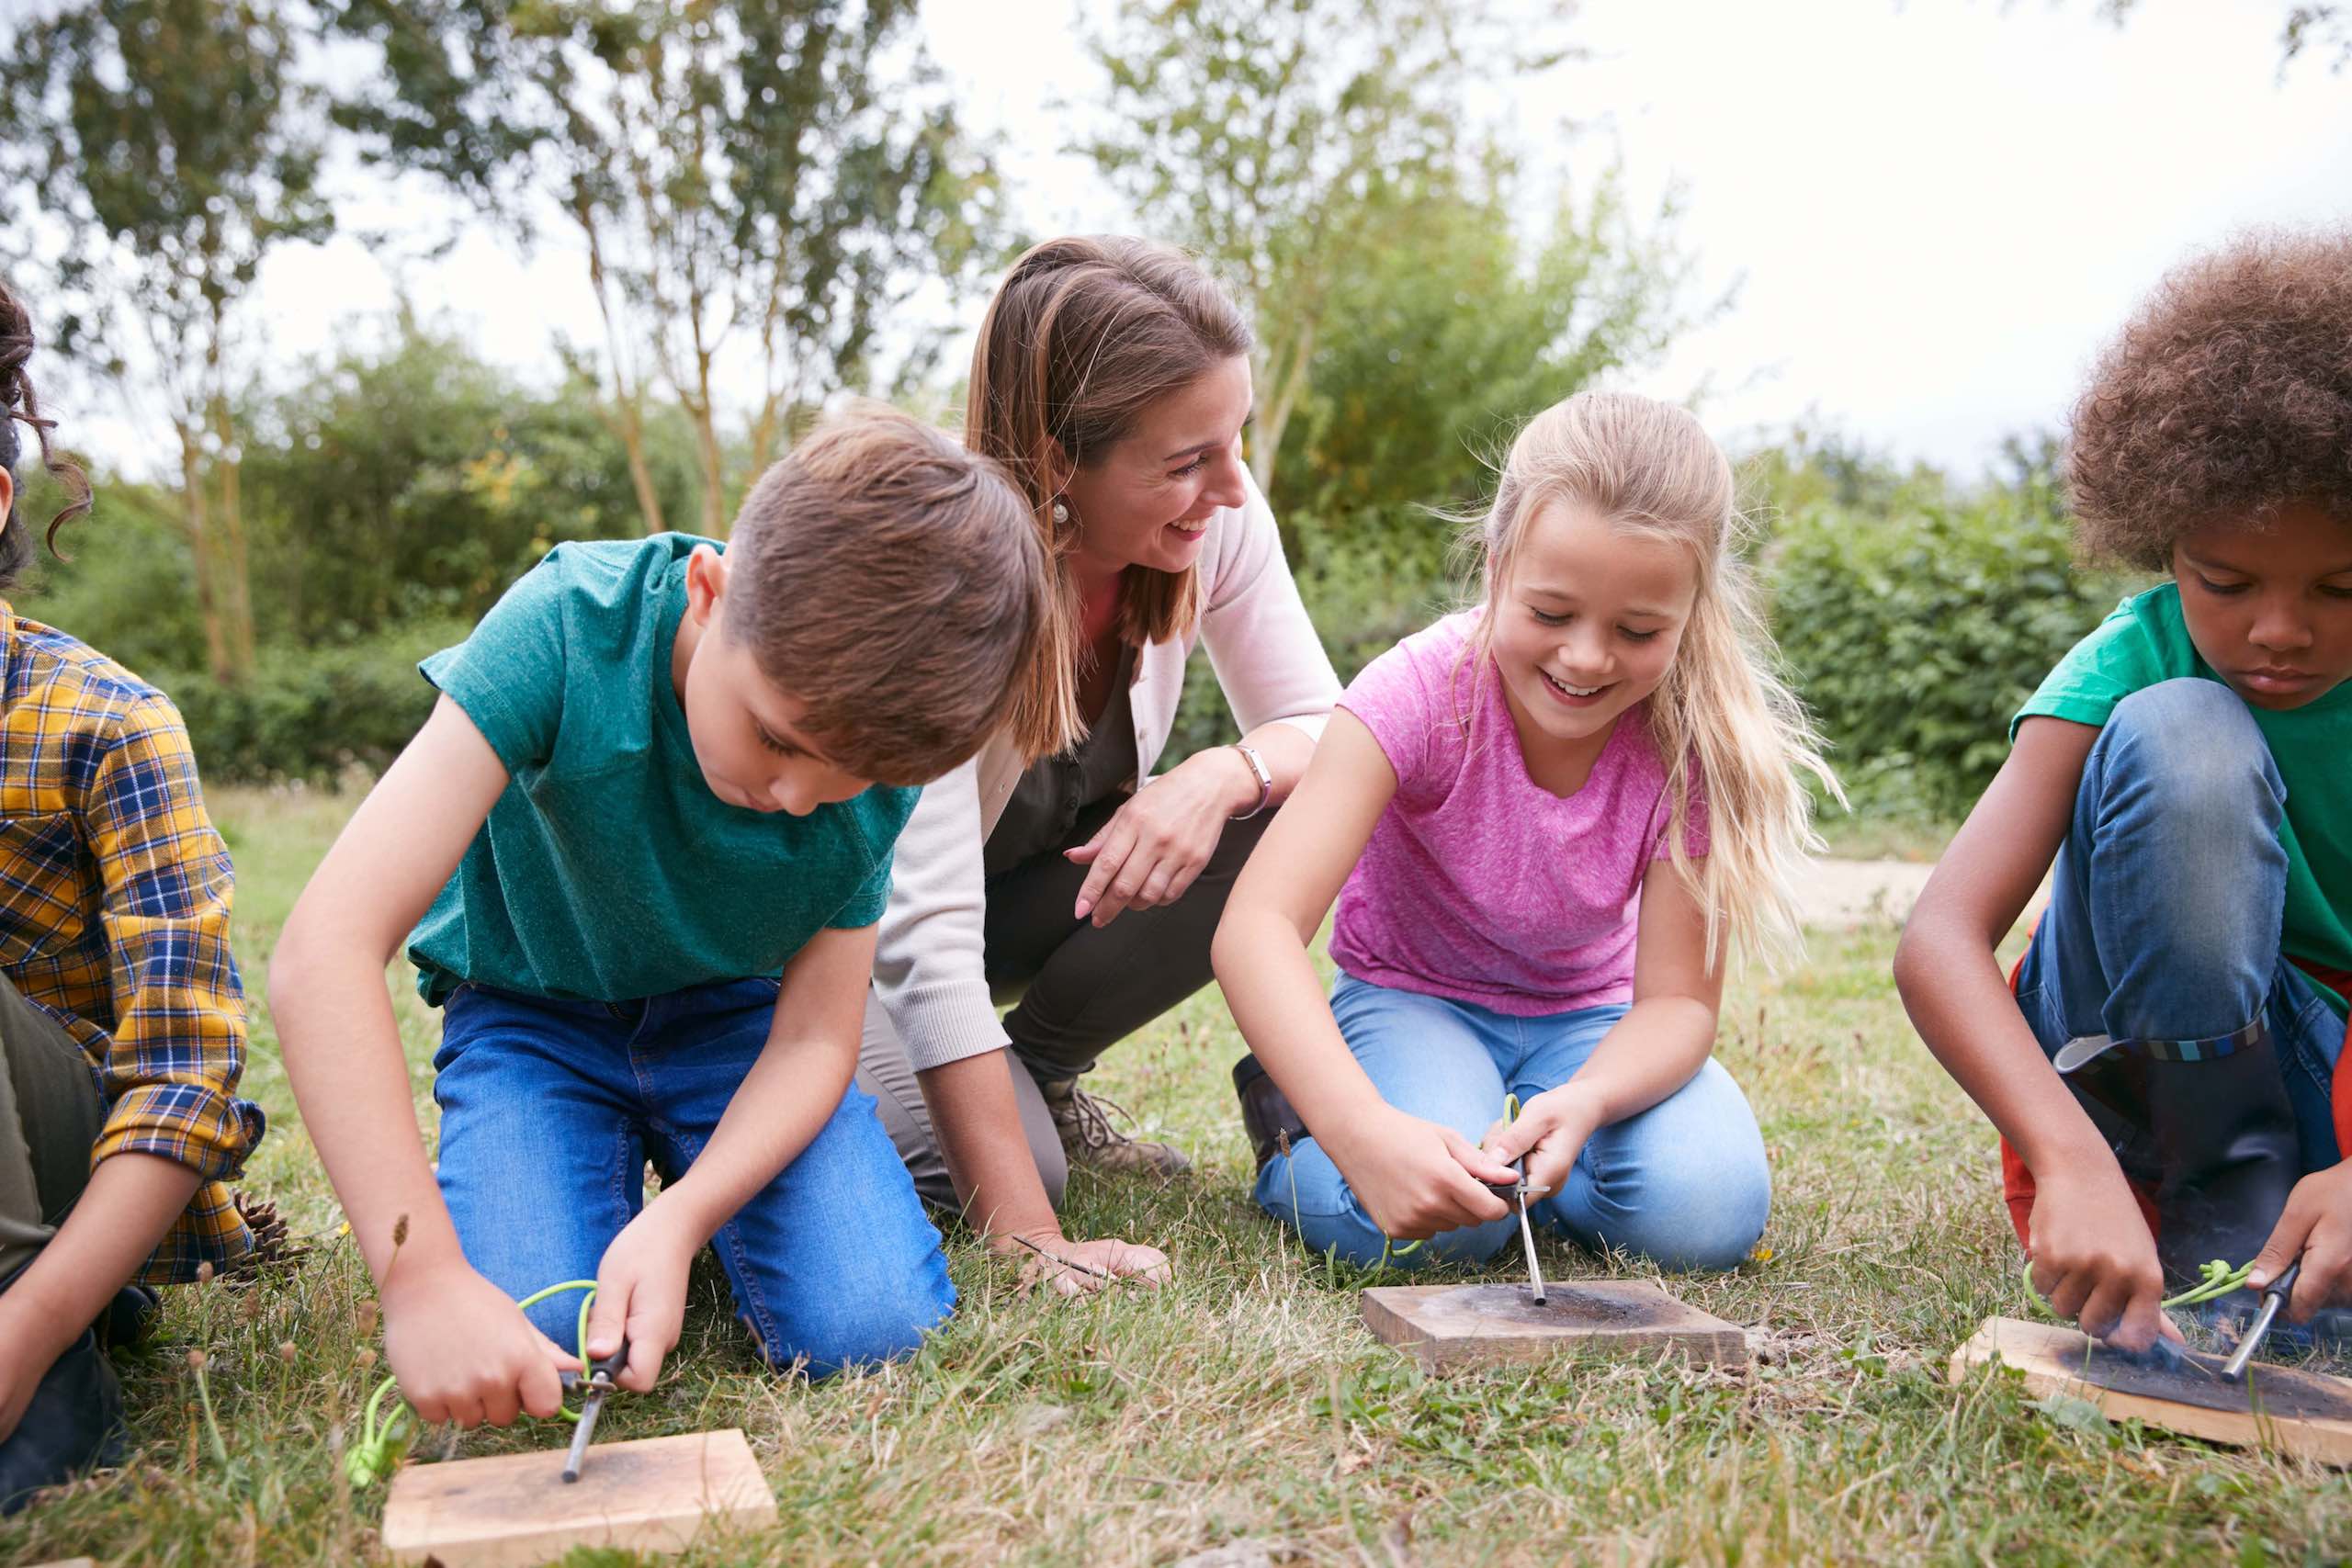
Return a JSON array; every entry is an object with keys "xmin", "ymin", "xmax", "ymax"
[
  {"xmin": 2014, "ymin": 582, "xmax": 2352, "ymax": 1016},
  {"xmin": 405, "ymin": 534, "xmax": 918, "ymax": 1005}
]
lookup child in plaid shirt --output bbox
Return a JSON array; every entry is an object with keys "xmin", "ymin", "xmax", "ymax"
[{"xmin": 0, "ymin": 278, "xmax": 264, "ymax": 1512}]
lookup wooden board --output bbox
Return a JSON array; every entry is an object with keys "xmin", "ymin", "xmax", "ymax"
[
  {"xmin": 379, "ymin": 1428, "xmax": 778, "ymax": 1567},
  {"xmin": 1363, "ymin": 1280, "xmax": 1747, "ymax": 1373},
  {"xmin": 1949, "ymin": 1316, "xmax": 2352, "ymax": 1466}
]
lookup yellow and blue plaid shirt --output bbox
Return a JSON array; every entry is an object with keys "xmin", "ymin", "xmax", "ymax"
[{"xmin": 0, "ymin": 604, "xmax": 262, "ymax": 1283}]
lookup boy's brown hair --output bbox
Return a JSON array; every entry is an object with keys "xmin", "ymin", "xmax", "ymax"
[
  {"xmin": 0, "ymin": 275, "xmax": 94, "ymax": 594},
  {"xmin": 723, "ymin": 405, "xmax": 1054, "ymax": 785},
  {"xmin": 2069, "ymin": 226, "xmax": 2352, "ymax": 570},
  {"xmin": 964, "ymin": 235, "xmax": 1254, "ymax": 759}
]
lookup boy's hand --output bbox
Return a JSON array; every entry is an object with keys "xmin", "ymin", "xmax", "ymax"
[
  {"xmin": 1480, "ymin": 1086, "xmax": 1604, "ymax": 1200},
  {"xmin": 2027, "ymin": 1160, "xmax": 2180, "ymax": 1354},
  {"xmin": 381, "ymin": 1257, "xmax": 579, "ymax": 1427},
  {"xmin": 585, "ymin": 1205, "xmax": 702, "ymax": 1393},
  {"xmin": 1331, "ymin": 1107, "xmax": 1514, "ymax": 1242},
  {"xmin": 2247, "ymin": 1158, "xmax": 2352, "ymax": 1324},
  {"xmin": 1001, "ymin": 1229, "xmax": 1173, "ymax": 1297}
]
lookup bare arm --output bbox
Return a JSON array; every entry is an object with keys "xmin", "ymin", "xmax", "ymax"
[
  {"xmin": 269, "ymin": 694, "xmax": 577, "ymax": 1427},
  {"xmin": 0, "ymin": 1154, "xmax": 198, "ymax": 1441},
  {"xmin": 1486, "ymin": 852, "xmax": 1724, "ymax": 1193},
  {"xmin": 1211, "ymin": 710, "xmax": 1513, "ymax": 1239},
  {"xmin": 1893, "ymin": 716, "xmax": 2172, "ymax": 1350}
]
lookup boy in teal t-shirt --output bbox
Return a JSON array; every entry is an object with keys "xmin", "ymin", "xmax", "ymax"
[
  {"xmin": 1895, "ymin": 228, "xmax": 2352, "ymax": 1355},
  {"xmin": 272, "ymin": 412, "xmax": 1051, "ymax": 1428}
]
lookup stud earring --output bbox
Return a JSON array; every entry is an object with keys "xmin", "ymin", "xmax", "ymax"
[{"xmin": 1051, "ymin": 500, "xmax": 1070, "ymax": 525}]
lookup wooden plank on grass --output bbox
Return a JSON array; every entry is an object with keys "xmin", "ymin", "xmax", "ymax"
[
  {"xmin": 1949, "ymin": 1315, "xmax": 2352, "ymax": 1466},
  {"xmin": 379, "ymin": 1427, "xmax": 777, "ymax": 1567},
  {"xmin": 1363, "ymin": 1280, "xmax": 1747, "ymax": 1373}
]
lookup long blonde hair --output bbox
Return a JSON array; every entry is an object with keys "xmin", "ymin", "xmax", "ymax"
[{"xmin": 1469, "ymin": 391, "xmax": 1840, "ymax": 970}]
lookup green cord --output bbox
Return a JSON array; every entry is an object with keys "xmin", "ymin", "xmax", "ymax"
[
  {"xmin": 2019, "ymin": 1256, "xmax": 2256, "ymax": 1321},
  {"xmin": 344, "ymin": 1279, "xmax": 601, "ymax": 1488}
]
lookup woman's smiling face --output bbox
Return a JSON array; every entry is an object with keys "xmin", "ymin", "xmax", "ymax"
[
  {"xmin": 1488, "ymin": 496, "xmax": 1700, "ymax": 760},
  {"xmin": 1058, "ymin": 355, "xmax": 1253, "ymax": 578}
]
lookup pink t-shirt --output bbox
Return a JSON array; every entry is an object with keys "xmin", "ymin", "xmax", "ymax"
[{"xmin": 1328, "ymin": 611, "xmax": 1707, "ymax": 1016}]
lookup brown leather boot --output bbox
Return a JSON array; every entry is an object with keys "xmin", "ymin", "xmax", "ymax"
[{"xmin": 1038, "ymin": 1079, "xmax": 1193, "ymax": 1177}]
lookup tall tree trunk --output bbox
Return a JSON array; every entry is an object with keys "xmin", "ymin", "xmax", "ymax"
[
  {"xmin": 209, "ymin": 393, "xmax": 255, "ymax": 678},
  {"xmin": 606, "ymin": 395, "xmax": 670, "ymax": 537},
  {"xmin": 175, "ymin": 420, "xmax": 231, "ymax": 682},
  {"xmin": 1251, "ymin": 310, "xmax": 1317, "ymax": 559},
  {"xmin": 688, "ymin": 390, "xmax": 725, "ymax": 537}
]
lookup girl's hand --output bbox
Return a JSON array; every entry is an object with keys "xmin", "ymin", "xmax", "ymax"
[
  {"xmin": 585, "ymin": 1204, "xmax": 703, "ymax": 1393},
  {"xmin": 2026, "ymin": 1158, "xmax": 2181, "ymax": 1354},
  {"xmin": 2248, "ymin": 1159, "xmax": 2352, "ymax": 1324},
  {"xmin": 1481, "ymin": 1087, "xmax": 1604, "ymax": 1200},
  {"xmin": 1069, "ymin": 750, "xmax": 1257, "ymax": 926},
  {"xmin": 1330, "ymin": 1107, "xmax": 1516, "ymax": 1241},
  {"xmin": 382, "ymin": 1255, "xmax": 580, "ymax": 1427}
]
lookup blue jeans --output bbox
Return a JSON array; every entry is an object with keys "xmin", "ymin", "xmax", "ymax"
[
  {"xmin": 1252, "ymin": 973, "xmax": 1771, "ymax": 1271},
  {"xmin": 2015, "ymin": 680, "xmax": 2346, "ymax": 1179},
  {"xmin": 433, "ymin": 978, "xmax": 956, "ymax": 1377}
]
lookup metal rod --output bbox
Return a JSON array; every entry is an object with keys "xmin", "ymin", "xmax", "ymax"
[{"xmin": 561, "ymin": 1392, "xmax": 603, "ymax": 1483}]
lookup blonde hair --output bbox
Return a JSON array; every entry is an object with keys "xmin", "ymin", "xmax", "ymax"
[
  {"xmin": 1467, "ymin": 390, "xmax": 1840, "ymax": 970},
  {"xmin": 964, "ymin": 236, "xmax": 1253, "ymax": 761}
]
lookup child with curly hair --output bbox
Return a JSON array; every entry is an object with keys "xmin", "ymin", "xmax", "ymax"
[
  {"xmin": 1897, "ymin": 228, "xmax": 2352, "ymax": 1352},
  {"xmin": 0, "ymin": 276, "xmax": 266, "ymax": 1511}
]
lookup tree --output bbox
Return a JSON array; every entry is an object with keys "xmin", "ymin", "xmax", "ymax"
[
  {"xmin": 329, "ymin": 0, "xmax": 1001, "ymax": 535},
  {"xmin": 0, "ymin": 0, "xmax": 334, "ymax": 681},
  {"xmin": 1078, "ymin": 0, "xmax": 1577, "ymax": 509},
  {"xmin": 1277, "ymin": 160, "xmax": 1702, "ymax": 531}
]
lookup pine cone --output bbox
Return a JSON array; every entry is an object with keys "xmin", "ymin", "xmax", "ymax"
[{"xmin": 221, "ymin": 1190, "xmax": 306, "ymax": 1284}]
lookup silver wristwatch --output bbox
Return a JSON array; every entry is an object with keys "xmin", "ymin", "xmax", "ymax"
[{"xmin": 1228, "ymin": 740, "xmax": 1272, "ymax": 820}]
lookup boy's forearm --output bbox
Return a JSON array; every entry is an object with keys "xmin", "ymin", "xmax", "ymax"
[
  {"xmin": 658, "ymin": 1024, "xmax": 858, "ymax": 1243},
  {"xmin": 0, "ymin": 1153, "xmax": 198, "ymax": 1362},
  {"xmin": 1894, "ymin": 914, "xmax": 2114, "ymax": 1175},
  {"xmin": 271, "ymin": 953, "xmax": 466, "ymax": 1283}
]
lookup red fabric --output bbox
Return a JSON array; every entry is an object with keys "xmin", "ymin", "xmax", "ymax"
[{"xmin": 2000, "ymin": 952, "xmax": 2352, "ymax": 1250}]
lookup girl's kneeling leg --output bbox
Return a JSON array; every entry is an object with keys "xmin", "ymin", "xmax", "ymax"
[
  {"xmin": 1545, "ymin": 1060, "xmax": 1770, "ymax": 1272},
  {"xmin": 696, "ymin": 1084, "xmax": 956, "ymax": 1378}
]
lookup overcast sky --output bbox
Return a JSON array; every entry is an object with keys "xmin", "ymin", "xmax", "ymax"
[{"xmin": 147, "ymin": 0, "xmax": 2352, "ymax": 480}]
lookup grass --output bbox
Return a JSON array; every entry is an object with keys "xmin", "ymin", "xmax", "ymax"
[{"xmin": 5, "ymin": 785, "xmax": 2350, "ymax": 1566}]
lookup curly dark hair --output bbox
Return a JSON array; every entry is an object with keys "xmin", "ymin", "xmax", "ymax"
[
  {"xmin": 0, "ymin": 275, "xmax": 94, "ymax": 593},
  {"xmin": 2067, "ymin": 227, "xmax": 2352, "ymax": 570}
]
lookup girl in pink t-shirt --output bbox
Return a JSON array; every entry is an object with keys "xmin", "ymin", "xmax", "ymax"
[{"xmin": 1212, "ymin": 391, "xmax": 1837, "ymax": 1271}]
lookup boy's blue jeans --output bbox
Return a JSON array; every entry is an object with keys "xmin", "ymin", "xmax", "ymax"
[
  {"xmin": 433, "ymin": 977, "xmax": 956, "ymax": 1377},
  {"xmin": 1253, "ymin": 973, "xmax": 1771, "ymax": 1272},
  {"xmin": 2013, "ymin": 680, "xmax": 2346, "ymax": 1179}
]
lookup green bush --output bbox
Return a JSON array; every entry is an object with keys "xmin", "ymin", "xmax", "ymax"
[
  {"xmin": 154, "ymin": 620, "xmax": 466, "ymax": 786},
  {"xmin": 1770, "ymin": 497, "xmax": 2129, "ymax": 818}
]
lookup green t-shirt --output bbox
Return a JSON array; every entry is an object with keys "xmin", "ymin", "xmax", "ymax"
[
  {"xmin": 405, "ymin": 534, "xmax": 917, "ymax": 1005},
  {"xmin": 2014, "ymin": 582, "xmax": 2352, "ymax": 1016}
]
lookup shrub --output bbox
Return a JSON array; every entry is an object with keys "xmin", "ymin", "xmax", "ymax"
[
  {"xmin": 1770, "ymin": 497, "xmax": 2129, "ymax": 818},
  {"xmin": 154, "ymin": 620, "xmax": 466, "ymax": 786}
]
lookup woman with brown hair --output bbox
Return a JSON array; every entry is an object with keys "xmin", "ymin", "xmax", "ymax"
[{"xmin": 860, "ymin": 236, "xmax": 1340, "ymax": 1291}]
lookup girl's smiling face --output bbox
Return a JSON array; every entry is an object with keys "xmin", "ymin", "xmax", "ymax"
[
  {"xmin": 1057, "ymin": 355, "xmax": 1253, "ymax": 579},
  {"xmin": 1489, "ymin": 497, "xmax": 1700, "ymax": 767},
  {"xmin": 2172, "ymin": 502, "xmax": 2352, "ymax": 712}
]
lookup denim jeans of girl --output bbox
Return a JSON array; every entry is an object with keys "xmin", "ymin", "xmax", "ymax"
[
  {"xmin": 1252, "ymin": 973, "xmax": 1770, "ymax": 1272},
  {"xmin": 433, "ymin": 976, "xmax": 955, "ymax": 1377}
]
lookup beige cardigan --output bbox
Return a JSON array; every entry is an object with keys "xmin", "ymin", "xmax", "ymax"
[{"xmin": 872, "ymin": 471, "xmax": 1340, "ymax": 1072}]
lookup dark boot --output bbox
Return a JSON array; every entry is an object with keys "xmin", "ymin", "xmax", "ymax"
[
  {"xmin": 2057, "ymin": 1021, "xmax": 2299, "ymax": 1292},
  {"xmin": 94, "ymin": 1284, "xmax": 158, "ymax": 1351},
  {"xmin": 0, "ymin": 1328, "xmax": 126, "ymax": 1516},
  {"xmin": 1232, "ymin": 1055, "xmax": 1308, "ymax": 1173}
]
